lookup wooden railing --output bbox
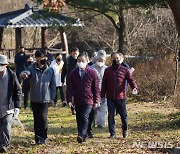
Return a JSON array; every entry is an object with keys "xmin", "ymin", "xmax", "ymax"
[{"xmin": 0, "ymin": 48, "xmax": 67, "ymax": 64}]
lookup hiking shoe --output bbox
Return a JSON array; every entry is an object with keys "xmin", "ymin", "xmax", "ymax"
[
  {"xmin": 77, "ymin": 136, "xmax": 83, "ymax": 143},
  {"xmin": 122, "ymin": 130, "xmax": 128, "ymax": 138},
  {"xmin": 109, "ymin": 134, "xmax": 116, "ymax": 139}
]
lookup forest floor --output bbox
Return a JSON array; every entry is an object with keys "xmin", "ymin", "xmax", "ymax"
[{"xmin": 8, "ymin": 100, "xmax": 180, "ymax": 154}]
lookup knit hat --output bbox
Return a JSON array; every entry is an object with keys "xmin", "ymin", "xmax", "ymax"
[
  {"xmin": 0, "ymin": 55, "xmax": 9, "ymax": 65},
  {"xmin": 97, "ymin": 50, "xmax": 106, "ymax": 60}
]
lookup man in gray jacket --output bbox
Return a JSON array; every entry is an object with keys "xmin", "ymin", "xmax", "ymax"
[
  {"xmin": 0, "ymin": 55, "xmax": 21, "ymax": 153},
  {"xmin": 20, "ymin": 50, "xmax": 56, "ymax": 145}
]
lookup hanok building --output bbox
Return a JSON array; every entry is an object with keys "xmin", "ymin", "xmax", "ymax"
[{"xmin": 0, "ymin": 2, "xmax": 82, "ymax": 60}]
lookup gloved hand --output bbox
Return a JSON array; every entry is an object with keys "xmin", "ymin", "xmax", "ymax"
[{"xmin": 14, "ymin": 108, "xmax": 20, "ymax": 117}]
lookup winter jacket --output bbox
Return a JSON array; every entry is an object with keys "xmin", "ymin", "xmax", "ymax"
[
  {"xmin": 21, "ymin": 63, "xmax": 56, "ymax": 103},
  {"xmin": 7, "ymin": 67, "xmax": 21, "ymax": 109},
  {"xmin": 66, "ymin": 66, "xmax": 100, "ymax": 105},
  {"xmin": 61, "ymin": 56, "xmax": 77, "ymax": 84},
  {"xmin": 14, "ymin": 53, "xmax": 27, "ymax": 77},
  {"xmin": 101, "ymin": 65, "xmax": 137, "ymax": 100}
]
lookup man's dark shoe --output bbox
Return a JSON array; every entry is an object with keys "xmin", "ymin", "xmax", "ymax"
[
  {"xmin": 72, "ymin": 111, "xmax": 76, "ymax": 115},
  {"xmin": 109, "ymin": 134, "xmax": 116, "ymax": 139},
  {"xmin": 87, "ymin": 134, "xmax": 93, "ymax": 138},
  {"xmin": 62, "ymin": 101, "xmax": 67, "ymax": 107},
  {"xmin": 36, "ymin": 138, "xmax": 46, "ymax": 145},
  {"xmin": 39, "ymin": 138, "xmax": 46, "ymax": 144},
  {"xmin": 97, "ymin": 125, "xmax": 104, "ymax": 128},
  {"xmin": 54, "ymin": 102, "xmax": 58, "ymax": 107},
  {"xmin": 122, "ymin": 130, "xmax": 128, "ymax": 138},
  {"xmin": 83, "ymin": 135, "xmax": 87, "ymax": 142},
  {"xmin": 77, "ymin": 136, "xmax": 83, "ymax": 143},
  {"xmin": 0, "ymin": 145, "xmax": 7, "ymax": 153}
]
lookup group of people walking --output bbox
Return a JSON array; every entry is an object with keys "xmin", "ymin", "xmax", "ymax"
[{"xmin": 0, "ymin": 46, "xmax": 137, "ymax": 152}]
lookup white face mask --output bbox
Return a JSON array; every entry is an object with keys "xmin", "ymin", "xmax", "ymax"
[
  {"xmin": 119, "ymin": 59, "xmax": 123, "ymax": 64},
  {"xmin": 96, "ymin": 62, "xmax": 104, "ymax": 67},
  {"xmin": 77, "ymin": 62, "xmax": 87, "ymax": 69},
  {"xmin": 0, "ymin": 66, "xmax": 5, "ymax": 72}
]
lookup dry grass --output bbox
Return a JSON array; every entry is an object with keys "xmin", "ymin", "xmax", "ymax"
[{"xmin": 8, "ymin": 101, "xmax": 180, "ymax": 154}]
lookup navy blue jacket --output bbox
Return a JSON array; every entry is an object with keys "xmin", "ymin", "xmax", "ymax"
[{"xmin": 14, "ymin": 53, "xmax": 27, "ymax": 77}]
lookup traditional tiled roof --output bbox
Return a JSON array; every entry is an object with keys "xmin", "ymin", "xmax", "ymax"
[{"xmin": 0, "ymin": 4, "xmax": 82, "ymax": 28}]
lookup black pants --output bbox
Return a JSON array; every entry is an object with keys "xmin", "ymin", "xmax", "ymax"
[
  {"xmin": 23, "ymin": 90, "xmax": 30, "ymax": 108},
  {"xmin": 54, "ymin": 86, "xmax": 65, "ymax": 103},
  {"xmin": 75, "ymin": 105, "xmax": 93, "ymax": 140},
  {"xmin": 31, "ymin": 102, "xmax": 48, "ymax": 142},
  {"xmin": 107, "ymin": 99, "xmax": 128, "ymax": 136},
  {"xmin": 87, "ymin": 107, "xmax": 97, "ymax": 135}
]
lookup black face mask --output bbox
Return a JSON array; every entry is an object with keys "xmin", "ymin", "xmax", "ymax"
[
  {"xmin": 19, "ymin": 51, "xmax": 24, "ymax": 55},
  {"xmin": 56, "ymin": 58, "xmax": 61, "ymax": 62},
  {"xmin": 27, "ymin": 61, "xmax": 33, "ymax": 65},
  {"xmin": 40, "ymin": 59, "xmax": 47, "ymax": 65},
  {"xmin": 112, "ymin": 60, "xmax": 120, "ymax": 69}
]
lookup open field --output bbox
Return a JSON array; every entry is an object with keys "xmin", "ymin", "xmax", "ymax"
[{"xmin": 9, "ymin": 101, "xmax": 180, "ymax": 154}]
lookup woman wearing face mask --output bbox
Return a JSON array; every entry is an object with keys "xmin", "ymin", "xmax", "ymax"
[
  {"xmin": 20, "ymin": 50, "xmax": 56, "ymax": 145},
  {"xmin": 50, "ymin": 53, "xmax": 66, "ymax": 107},
  {"xmin": 88, "ymin": 50, "xmax": 107, "ymax": 135}
]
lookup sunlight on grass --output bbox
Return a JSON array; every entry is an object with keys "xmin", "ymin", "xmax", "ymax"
[{"xmin": 9, "ymin": 102, "xmax": 180, "ymax": 153}]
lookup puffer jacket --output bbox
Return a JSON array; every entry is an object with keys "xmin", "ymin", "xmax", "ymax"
[
  {"xmin": 101, "ymin": 65, "xmax": 137, "ymax": 100},
  {"xmin": 66, "ymin": 66, "xmax": 100, "ymax": 105}
]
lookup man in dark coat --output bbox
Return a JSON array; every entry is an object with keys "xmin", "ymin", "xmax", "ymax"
[
  {"xmin": 61, "ymin": 47, "xmax": 79, "ymax": 115},
  {"xmin": 101, "ymin": 52, "xmax": 138, "ymax": 139},
  {"xmin": 14, "ymin": 46, "xmax": 27, "ymax": 82},
  {"xmin": 0, "ymin": 55, "xmax": 21, "ymax": 153},
  {"xmin": 20, "ymin": 50, "xmax": 56, "ymax": 145},
  {"xmin": 66, "ymin": 53, "xmax": 100, "ymax": 143}
]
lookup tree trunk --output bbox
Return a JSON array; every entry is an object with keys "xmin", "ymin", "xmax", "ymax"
[
  {"xmin": 117, "ymin": 10, "xmax": 125, "ymax": 53},
  {"xmin": 15, "ymin": 28, "xmax": 22, "ymax": 53},
  {"xmin": 59, "ymin": 27, "xmax": 69, "ymax": 59},
  {"xmin": 166, "ymin": 0, "xmax": 180, "ymax": 37},
  {"xmin": 41, "ymin": 27, "xmax": 48, "ymax": 48},
  {"xmin": 0, "ymin": 28, "xmax": 4, "ymax": 49}
]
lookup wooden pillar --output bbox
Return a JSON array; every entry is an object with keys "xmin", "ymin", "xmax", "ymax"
[
  {"xmin": 59, "ymin": 27, "xmax": 68, "ymax": 59},
  {"xmin": 41, "ymin": 27, "xmax": 48, "ymax": 48},
  {"xmin": 0, "ymin": 27, "xmax": 4, "ymax": 49},
  {"xmin": 15, "ymin": 28, "xmax": 22, "ymax": 52}
]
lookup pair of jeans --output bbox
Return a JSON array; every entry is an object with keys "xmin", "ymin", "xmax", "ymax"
[
  {"xmin": 107, "ymin": 99, "xmax": 128, "ymax": 136},
  {"xmin": 54, "ymin": 86, "xmax": 65, "ymax": 103},
  {"xmin": 75, "ymin": 104, "xmax": 93, "ymax": 139},
  {"xmin": 0, "ymin": 114, "xmax": 13, "ymax": 146},
  {"xmin": 31, "ymin": 102, "xmax": 48, "ymax": 142}
]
